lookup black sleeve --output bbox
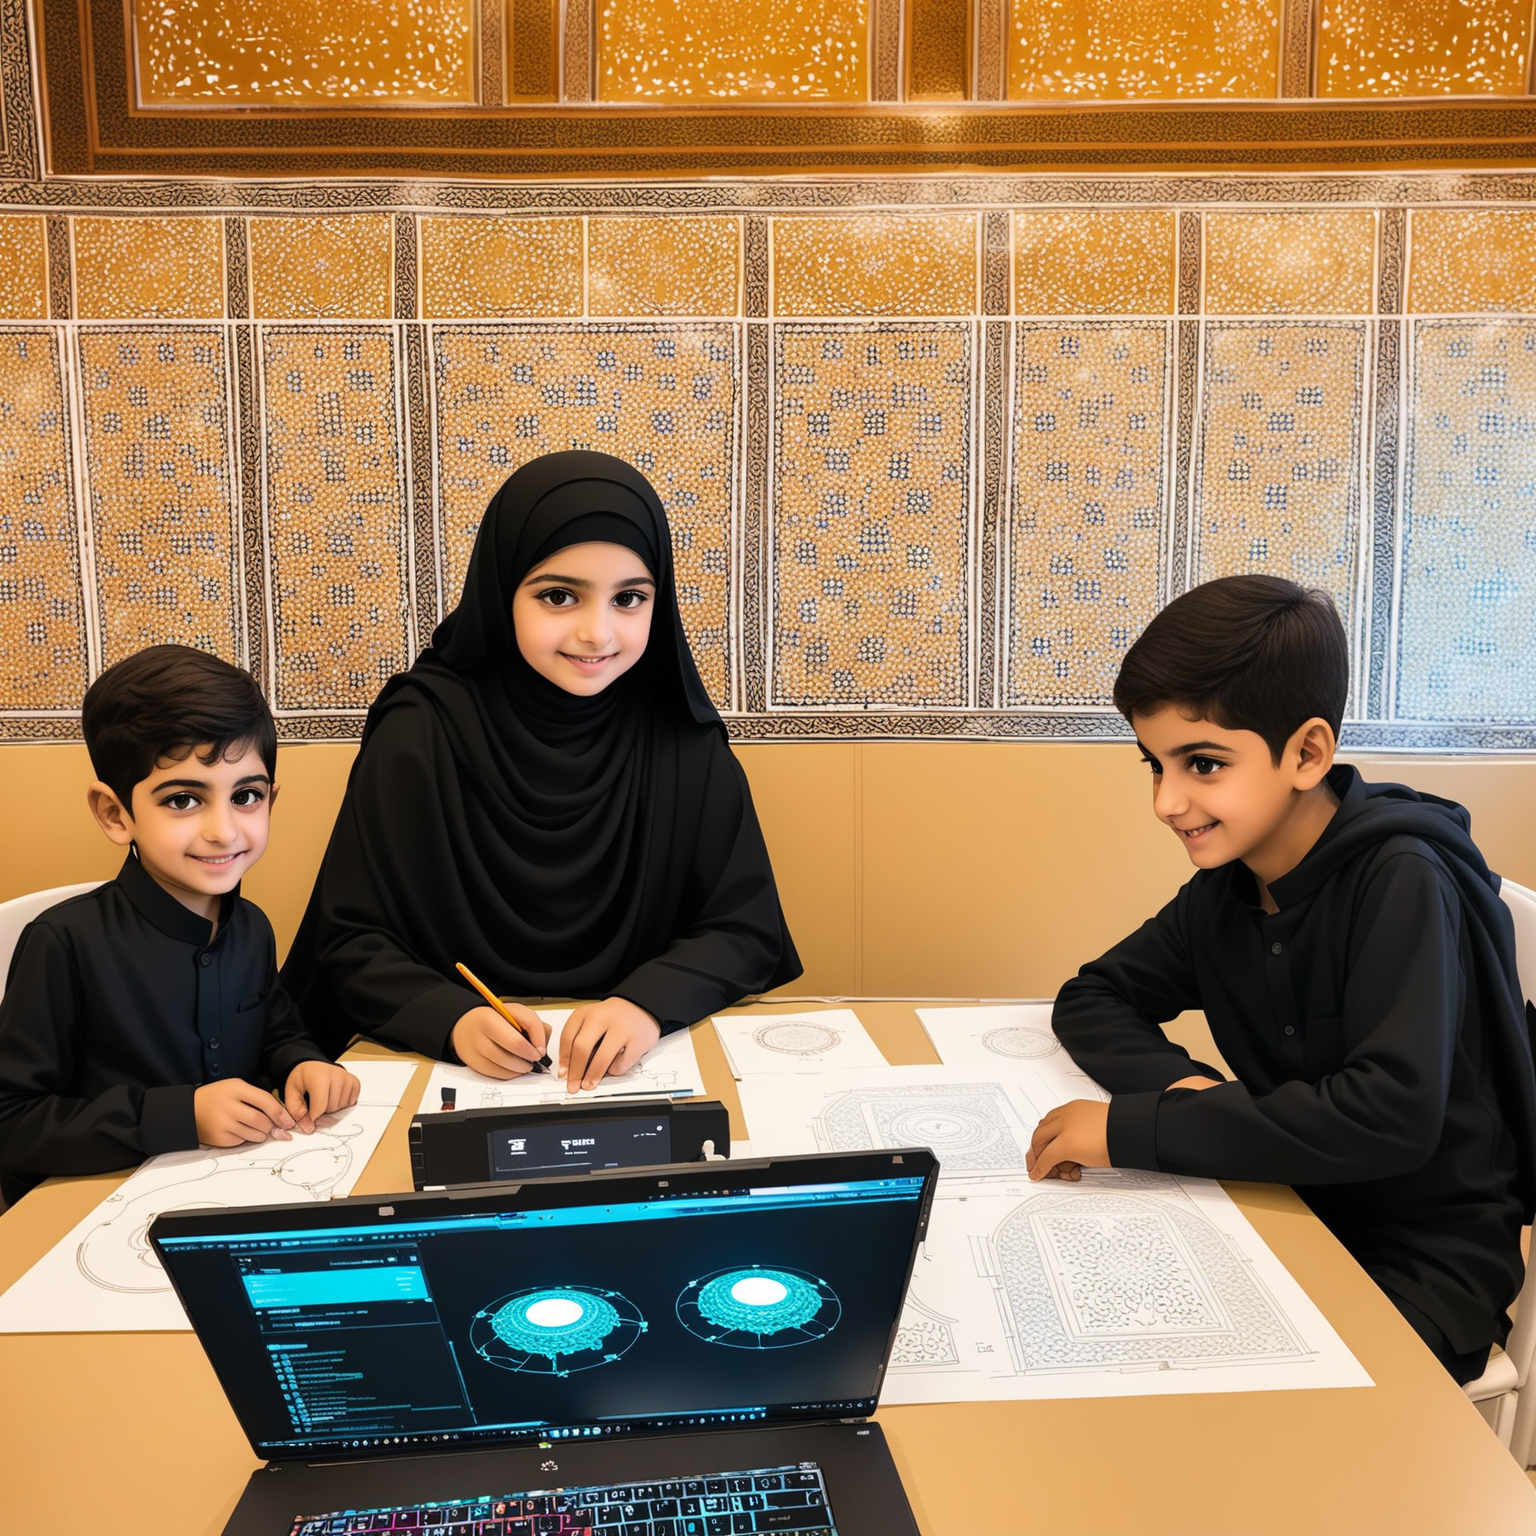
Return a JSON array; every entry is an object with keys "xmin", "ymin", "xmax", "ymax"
[
  {"xmin": 1052, "ymin": 881, "xmax": 1226, "ymax": 1092},
  {"xmin": 1106, "ymin": 853, "xmax": 1465, "ymax": 1184},
  {"xmin": 256, "ymin": 968, "xmax": 331, "ymax": 1088},
  {"xmin": 0, "ymin": 924, "xmax": 197, "ymax": 1191}
]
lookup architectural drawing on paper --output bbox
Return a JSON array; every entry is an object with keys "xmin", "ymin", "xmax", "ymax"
[
  {"xmin": 74, "ymin": 1111, "xmax": 373, "ymax": 1294},
  {"xmin": 752, "ymin": 1020, "xmax": 845, "ymax": 1057},
  {"xmin": 981, "ymin": 1026, "xmax": 1061, "ymax": 1060},
  {"xmin": 976, "ymin": 1188, "xmax": 1309, "ymax": 1375},
  {"xmin": 891, "ymin": 1291, "xmax": 960, "ymax": 1368},
  {"xmin": 814, "ymin": 1082, "xmax": 1030, "ymax": 1173}
]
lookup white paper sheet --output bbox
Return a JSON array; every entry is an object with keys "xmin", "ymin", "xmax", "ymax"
[
  {"xmin": 916, "ymin": 1003, "xmax": 1106, "ymax": 1102},
  {"xmin": 711, "ymin": 1008, "xmax": 887, "ymax": 1078},
  {"xmin": 419, "ymin": 1011, "xmax": 707, "ymax": 1114},
  {"xmin": 0, "ymin": 1059, "xmax": 416, "ymax": 1334},
  {"xmin": 737, "ymin": 1061, "xmax": 1371, "ymax": 1400}
]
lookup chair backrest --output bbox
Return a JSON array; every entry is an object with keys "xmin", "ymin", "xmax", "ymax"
[
  {"xmin": 1502, "ymin": 879, "xmax": 1536, "ymax": 1011},
  {"xmin": 0, "ymin": 882, "xmax": 103, "ymax": 999}
]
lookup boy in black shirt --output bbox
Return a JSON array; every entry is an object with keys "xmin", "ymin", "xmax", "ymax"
[
  {"xmin": 0, "ymin": 645, "xmax": 358, "ymax": 1206},
  {"xmin": 1027, "ymin": 575, "xmax": 1536, "ymax": 1383}
]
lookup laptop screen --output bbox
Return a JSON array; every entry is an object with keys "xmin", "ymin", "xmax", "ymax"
[{"xmin": 152, "ymin": 1152, "xmax": 933, "ymax": 1461}]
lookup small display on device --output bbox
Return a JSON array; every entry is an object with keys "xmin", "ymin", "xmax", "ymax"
[{"xmin": 487, "ymin": 1116, "xmax": 672, "ymax": 1176}]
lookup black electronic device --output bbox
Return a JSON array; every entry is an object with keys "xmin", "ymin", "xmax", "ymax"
[
  {"xmin": 151, "ymin": 1149, "xmax": 937, "ymax": 1536},
  {"xmin": 407, "ymin": 1098, "xmax": 732, "ymax": 1189}
]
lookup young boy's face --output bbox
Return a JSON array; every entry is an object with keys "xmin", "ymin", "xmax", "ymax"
[
  {"xmin": 1131, "ymin": 705, "xmax": 1334, "ymax": 879},
  {"xmin": 88, "ymin": 743, "xmax": 276, "ymax": 920},
  {"xmin": 512, "ymin": 540, "xmax": 656, "ymax": 696}
]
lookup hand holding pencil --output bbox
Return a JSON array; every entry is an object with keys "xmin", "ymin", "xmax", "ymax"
[{"xmin": 448, "ymin": 962, "xmax": 554, "ymax": 1080}]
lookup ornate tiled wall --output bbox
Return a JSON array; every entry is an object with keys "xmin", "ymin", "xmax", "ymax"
[{"xmin": 1, "ymin": 188, "xmax": 1535, "ymax": 750}]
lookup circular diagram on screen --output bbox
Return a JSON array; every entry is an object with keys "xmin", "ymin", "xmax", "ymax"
[
  {"xmin": 470, "ymin": 1285, "xmax": 646, "ymax": 1376},
  {"xmin": 676, "ymin": 1266, "xmax": 841, "ymax": 1349},
  {"xmin": 752, "ymin": 1021, "xmax": 842, "ymax": 1057},
  {"xmin": 982, "ymin": 1026, "xmax": 1060, "ymax": 1059}
]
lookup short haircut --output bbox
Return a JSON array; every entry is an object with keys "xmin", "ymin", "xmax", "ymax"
[
  {"xmin": 82, "ymin": 644, "xmax": 276, "ymax": 810},
  {"xmin": 1113, "ymin": 575, "xmax": 1348, "ymax": 762}
]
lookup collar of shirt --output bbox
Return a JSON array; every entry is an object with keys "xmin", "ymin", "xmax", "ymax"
[
  {"xmin": 1258, "ymin": 763, "xmax": 1364, "ymax": 911},
  {"xmin": 115, "ymin": 851, "xmax": 237, "ymax": 948}
]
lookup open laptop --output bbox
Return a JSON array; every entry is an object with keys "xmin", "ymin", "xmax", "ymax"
[{"xmin": 150, "ymin": 1149, "xmax": 938, "ymax": 1536}]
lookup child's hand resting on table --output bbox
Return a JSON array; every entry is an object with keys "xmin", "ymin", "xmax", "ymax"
[
  {"xmin": 282, "ymin": 1060, "xmax": 362, "ymax": 1132},
  {"xmin": 451, "ymin": 1003, "xmax": 552, "ymax": 1078},
  {"xmin": 1027, "ymin": 1076, "xmax": 1221, "ymax": 1182},
  {"xmin": 560, "ymin": 998, "xmax": 661, "ymax": 1092}
]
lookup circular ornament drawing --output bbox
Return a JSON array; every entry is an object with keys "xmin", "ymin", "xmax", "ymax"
[
  {"xmin": 676, "ymin": 1265, "xmax": 841, "ymax": 1348},
  {"xmin": 982, "ymin": 1026, "xmax": 1061, "ymax": 1059},
  {"xmin": 752, "ymin": 1021, "xmax": 843, "ymax": 1056},
  {"xmin": 471, "ymin": 1285, "xmax": 645, "ymax": 1375}
]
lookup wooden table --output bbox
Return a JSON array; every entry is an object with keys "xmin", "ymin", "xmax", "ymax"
[{"xmin": 3, "ymin": 1000, "xmax": 1535, "ymax": 1535}]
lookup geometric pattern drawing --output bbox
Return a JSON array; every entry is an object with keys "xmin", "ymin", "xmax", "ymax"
[
  {"xmin": 772, "ymin": 322, "xmax": 971, "ymax": 706},
  {"xmin": 676, "ymin": 1265, "xmax": 841, "ymax": 1348},
  {"xmin": 985, "ymin": 1190, "xmax": 1307, "ymax": 1371},
  {"xmin": 752, "ymin": 1020, "xmax": 845, "ymax": 1056},
  {"xmin": 982, "ymin": 1026, "xmax": 1061, "ymax": 1060},
  {"xmin": 1008, "ymin": 322, "xmax": 1170, "ymax": 707},
  {"xmin": 891, "ymin": 1291, "xmax": 960, "ymax": 1367},
  {"xmin": 261, "ymin": 327, "xmax": 411, "ymax": 713},
  {"xmin": 815, "ymin": 1082, "xmax": 1026, "ymax": 1172},
  {"xmin": 1193, "ymin": 322, "xmax": 1367, "ymax": 637},
  {"xmin": 1397, "ymin": 320, "xmax": 1536, "ymax": 723},
  {"xmin": 432, "ymin": 324, "xmax": 737, "ymax": 707},
  {"xmin": 471, "ymin": 1285, "xmax": 646, "ymax": 1375},
  {"xmin": 0, "ymin": 330, "xmax": 86, "ymax": 709},
  {"xmin": 77, "ymin": 327, "xmax": 241, "ymax": 667}
]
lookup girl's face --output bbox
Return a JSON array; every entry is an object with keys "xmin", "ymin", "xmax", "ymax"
[{"xmin": 512, "ymin": 540, "xmax": 656, "ymax": 695}]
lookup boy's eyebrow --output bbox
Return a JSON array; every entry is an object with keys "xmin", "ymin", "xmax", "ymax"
[
  {"xmin": 149, "ymin": 773, "xmax": 272, "ymax": 791},
  {"xmin": 523, "ymin": 572, "xmax": 656, "ymax": 588},
  {"xmin": 1164, "ymin": 740, "xmax": 1234, "ymax": 756}
]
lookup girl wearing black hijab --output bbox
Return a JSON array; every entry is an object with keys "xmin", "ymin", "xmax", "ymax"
[{"xmin": 282, "ymin": 451, "xmax": 801, "ymax": 1088}]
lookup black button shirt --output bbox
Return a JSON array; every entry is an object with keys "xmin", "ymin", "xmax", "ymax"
[
  {"xmin": 1054, "ymin": 768, "xmax": 1526, "ymax": 1358},
  {"xmin": 0, "ymin": 854, "xmax": 327, "ymax": 1205}
]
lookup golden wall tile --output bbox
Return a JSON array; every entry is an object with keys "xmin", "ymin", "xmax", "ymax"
[
  {"xmin": 0, "ymin": 219, "xmax": 49, "ymax": 321},
  {"xmin": 262, "ymin": 330, "xmax": 411, "ymax": 713},
  {"xmin": 598, "ymin": 0, "xmax": 869, "ymax": 101},
  {"xmin": 78, "ymin": 329, "xmax": 240, "ymax": 665},
  {"xmin": 419, "ymin": 217, "xmax": 583, "ymax": 319},
  {"xmin": 773, "ymin": 323, "xmax": 971, "ymax": 706},
  {"xmin": 1194, "ymin": 322, "xmax": 1367, "ymax": 630},
  {"xmin": 1399, "ymin": 321, "xmax": 1536, "ymax": 721},
  {"xmin": 249, "ymin": 216, "xmax": 394, "ymax": 321},
  {"xmin": 1009, "ymin": 0, "xmax": 1282, "ymax": 99},
  {"xmin": 1008, "ymin": 324, "xmax": 1169, "ymax": 706},
  {"xmin": 1013, "ymin": 211, "xmax": 1176, "ymax": 314},
  {"xmin": 133, "ymin": 0, "xmax": 476, "ymax": 105},
  {"xmin": 1204, "ymin": 211, "xmax": 1376, "ymax": 314},
  {"xmin": 433, "ymin": 325, "xmax": 736, "ymax": 705},
  {"xmin": 1317, "ymin": 0, "xmax": 1532, "ymax": 96},
  {"xmin": 1408, "ymin": 210, "xmax": 1536, "ymax": 313},
  {"xmin": 0, "ymin": 331, "xmax": 87, "ymax": 708},
  {"xmin": 588, "ymin": 218, "xmax": 741, "ymax": 316},
  {"xmin": 508, "ymin": 0, "xmax": 560, "ymax": 100},
  {"xmin": 772, "ymin": 215, "xmax": 977, "ymax": 317},
  {"xmin": 907, "ymin": 0, "xmax": 971, "ymax": 99},
  {"xmin": 73, "ymin": 218, "xmax": 225, "ymax": 321}
]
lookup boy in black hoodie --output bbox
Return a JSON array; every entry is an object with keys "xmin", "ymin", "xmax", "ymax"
[{"xmin": 1027, "ymin": 575, "xmax": 1535, "ymax": 1383}]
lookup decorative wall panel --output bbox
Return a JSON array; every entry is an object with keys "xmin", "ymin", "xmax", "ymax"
[
  {"xmin": 0, "ymin": 329, "xmax": 86, "ymax": 712},
  {"xmin": 0, "ymin": 219, "xmax": 49, "ymax": 321},
  {"xmin": 260, "ymin": 328, "xmax": 411, "ymax": 717},
  {"xmin": 432, "ymin": 324, "xmax": 737, "ymax": 706},
  {"xmin": 248, "ymin": 217, "xmax": 394, "ymax": 321},
  {"xmin": 1008, "ymin": 0, "xmax": 1282, "ymax": 100},
  {"xmin": 1192, "ymin": 322, "xmax": 1367, "ymax": 632},
  {"xmin": 597, "ymin": 0, "xmax": 869, "ymax": 102},
  {"xmin": 773, "ymin": 216, "xmax": 978, "ymax": 317},
  {"xmin": 1316, "ymin": 0, "xmax": 1533, "ymax": 97},
  {"xmin": 419, "ymin": 218, "xmax": 584, "ymax": 319},
  {"xmin": 1204, "ymin": 212, "xmax": 1377, "ymax": 315},
  {"xmin": 1397, "ymin": 321, "xmax": 1536, "ymax": 723},
  {"xmin": 588, "ymin": 218, "xmax": 741, "ymax": 317},
  {"xmin": 1012, "ymin": 212, "xmax": 1175, "ymax": 315},
  {"xmin": 771, "ymin": 322, "xmax": 971, "ymax": 707},
  {"xmin": 1007, "ymin": 323, "xmax": 1170, "ymax": 707},
  {"xmin": 1408, "ymin": 210, "xmax": 1536, "ymax": 313},
  {"xmin": 72, "ymin": 219, "xmax": 226, "ymax": 321},
  {"xmin": 132, "ymin": 0, "xmax": 478, "ymax": 105},
  {"xmin": 907, "ymin": 0, "xmax": 971, "ymax": 99},
  {"xmin": 77, "ymin": 328, "xmax": 240, "ymax": 667}
]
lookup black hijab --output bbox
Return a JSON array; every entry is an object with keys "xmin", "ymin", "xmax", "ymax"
[{"xmin": 282, "ymin": 451, "xmax": 801, "ymax": 1058}]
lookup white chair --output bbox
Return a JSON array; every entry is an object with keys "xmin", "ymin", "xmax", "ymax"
[
  {"xmin": 1465, "ymin": 878, "xmax": 1536, "ymax": 1459},
  {"xmin": 0, "ymin": 882, "xmax": 103, "ymax": 999}
]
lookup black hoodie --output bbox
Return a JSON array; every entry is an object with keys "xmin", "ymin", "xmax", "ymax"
[{"xmin": 1054, "ymin": 764, "xmax": 1535, "ymax": 1360}]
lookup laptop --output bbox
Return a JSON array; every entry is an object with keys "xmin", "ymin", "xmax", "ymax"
[{"xmin": 150, "ymin": 1149, "xmax": 938, "ymax": 1536}]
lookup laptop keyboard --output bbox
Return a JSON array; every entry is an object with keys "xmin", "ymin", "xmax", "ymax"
[{"xmin": 290, "ymin": 1462, "xmax": 838, "ymax": 1535}]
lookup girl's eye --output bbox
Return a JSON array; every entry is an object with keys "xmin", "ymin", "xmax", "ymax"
[
  {"xmin": 163, "ymin": 792, "xmax": 199, "ymax": 811},
  {"xmin": 231, "ymin": 787, "xmax": 267, "ymax": 807},
  {"xmin": 613, "ymin": 589, "xmax": 650, "ymax": 610},
  {"xmin": 1189, "ymin": 756, "xmax": 1226, "ymax": 776},
  {"xmin": 536, "ymin": 588, "xmax": 577, "ymax": 608}
]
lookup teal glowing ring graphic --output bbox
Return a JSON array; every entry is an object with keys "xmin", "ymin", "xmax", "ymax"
[
  {"xmin": 676, "ymin": 1266, "xmax": 840, "ymax": 1349},
  {"xmin": 470, "ymin": 1286, "xmax": 645, "ymax": 1376}
]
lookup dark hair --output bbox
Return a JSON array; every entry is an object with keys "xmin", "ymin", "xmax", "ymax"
[
  {"xmin": 82, "ymin": 644, "xmax": 276, "ymax": 810},
  {"xmin": 1113, "ymin": 575, "xmax": 1348, "ymax": 762}
]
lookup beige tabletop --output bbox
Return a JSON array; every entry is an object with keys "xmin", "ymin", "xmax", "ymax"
[{"xmin": 2, "ymin": 1000, "xmax": 1535, "ymax": 1536}]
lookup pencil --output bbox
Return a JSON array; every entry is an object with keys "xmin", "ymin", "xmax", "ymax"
[{"xmin": 454, "ymin": 961, "xmax": 552, "ymax": 1071}]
